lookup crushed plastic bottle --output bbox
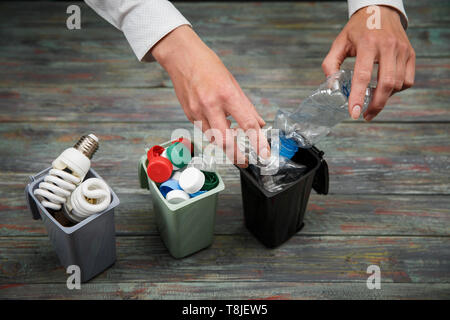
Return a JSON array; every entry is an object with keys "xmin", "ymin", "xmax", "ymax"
[
  {"xmin": 238, "ymin": 128, "xmax": 308, "ymax": 192},
  {"xmin": 239, "ymin": 69, "xmax": 373, "ymax": 192}
]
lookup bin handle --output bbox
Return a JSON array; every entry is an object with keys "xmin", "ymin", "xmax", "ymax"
[
  {"xmin": 310, "ymin": 146, "xmax": 329, "ymax": 195},
  {"xmin": 138, "ymin": 156, "xmax": 150, "ymax": 190}
]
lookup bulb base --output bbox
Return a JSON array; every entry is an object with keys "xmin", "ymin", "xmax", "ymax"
[{"xmin": 74, "ymin": 134, "xmax": 99, "ymax": 159}]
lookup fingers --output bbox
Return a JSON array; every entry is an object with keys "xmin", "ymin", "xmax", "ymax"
[
  {"xmin": 349, "ymin": 48, "xmax": 375, "ymax": 120},
  {"xmin": 393, "ymin": 47, "xmax": 409, "ymax": 93},
  {"xmin": 251, "ymin": 106, "xmax": 266, "ymax": 128},
  {"xmin": 364, "ymin": 45, "xmax": 397, "ymax": 121},
  {"xmin": 227, "ymin": 102, "xmax": 270, "ymax": 160},
  {"xmin": 230, "ymin": 76, "xmax": 266, "ymax": 128},
  {"xmin": 322, "ymin": 35, "xmax": 349, "ymax": 76},
  {"xmin": 206, "ymin": 110, "xmax": 247, "ymax": 168},
  {"xmin": 403, "ymin": 49, "xmax": 416, "ymax": 90}
]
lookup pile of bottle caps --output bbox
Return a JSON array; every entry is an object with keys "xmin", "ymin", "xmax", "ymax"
[{"xmin": 146, "ymin": 138, "xmax": 220, "ymax": 204}]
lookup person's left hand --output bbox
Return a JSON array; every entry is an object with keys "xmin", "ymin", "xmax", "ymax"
[{"xmin": 322, "ymin": 5, "xmax": 415, "ymax": 121}]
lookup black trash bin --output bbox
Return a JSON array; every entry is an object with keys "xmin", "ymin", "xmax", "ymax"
[{"xmin": 238, "ymin": 146, "xmax": 329, "ymax": 248}]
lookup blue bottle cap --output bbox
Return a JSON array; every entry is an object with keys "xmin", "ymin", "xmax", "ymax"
[
  {"xmin": 279, "ymin": 135, "xmax": 299, "ymax": 159},
  {"xmin": 159, "ymin": 179, "xmax": 182, "ymax": 198},
  {"xmin": 189, "ymin": 190, "xmax": 206, "ymax": 198}
]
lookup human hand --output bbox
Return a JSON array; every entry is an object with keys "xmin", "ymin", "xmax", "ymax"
[
  {"xmin": 322, "ymin": 5, "xmax": 415, "ymax": 121},
  {"xmin": 150, "ymin": 25, "xmax": 269, "ymax": 167}
]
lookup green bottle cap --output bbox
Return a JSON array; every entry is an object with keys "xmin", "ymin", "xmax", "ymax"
[
  {"xmin": 166, "ymin": 142, "xmax": 191, "ymax": 168},
  {"xmin": 201, "ymin": 171, "xmax": 219, "ymax": 191}
]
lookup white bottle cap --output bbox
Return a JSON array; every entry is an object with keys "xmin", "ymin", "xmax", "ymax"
[
  {"xmin": 171, "ymin": 170, "xmax": 182, "ymax": 181},
  {"xmin": 179, "ymin": 167, "xmax": 205, "ymax": 194},
  {"xmin": 161, "ymin": 148, "xmax": 181, "ymax": 171},
  {"xmin": 166, "ymin": 189, "xmax": 190, "ymax": 204}
]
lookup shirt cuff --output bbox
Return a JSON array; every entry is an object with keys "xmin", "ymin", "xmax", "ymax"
[
  {"xmin": 85, "ymin": 0, "xmax": 191, "ymax": 61},
  {"xmin": 348, "ymin": 0, "xmax": 408, "ymax": 29}
]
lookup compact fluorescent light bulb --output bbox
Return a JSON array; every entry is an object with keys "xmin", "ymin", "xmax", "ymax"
[
  {"xmin": 34, "ymin": 134, "xmax": 99, "ymax": 211},
  {"xmin": 64, "ymin": 178, "xmax": 111, "ymax": 223}
]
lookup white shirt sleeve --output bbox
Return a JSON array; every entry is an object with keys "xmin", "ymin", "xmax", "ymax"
[
  {"xmin": 348, "ymin": 0, "xmax": 408, "ymax": 29},
  {"xmin": 84, "ymin": 0, "xmax": 191, "ymax": 61}
]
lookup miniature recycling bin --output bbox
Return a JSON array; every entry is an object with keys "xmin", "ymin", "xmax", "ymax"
[
  {"xmin": 238, "ymin": 146, "xmax": 329, "ymax": 248},
  {"xmin": 25, "ymin": 168, "xmax": 119, "ymax": 282},
  {"xmin": 138, "ymin": 140, "xmax": 225, "ymax": 259}
]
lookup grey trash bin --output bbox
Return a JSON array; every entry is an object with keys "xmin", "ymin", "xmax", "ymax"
[{"xmin": 25, "ymin": 167, "xmax": 119, "ymax": 282}]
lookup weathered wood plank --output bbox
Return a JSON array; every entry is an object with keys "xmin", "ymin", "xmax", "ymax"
[
  {"xmin": 0, "ymin": 122, "xmax": 448, "ymax": 194},
  {"xmin": 2, "ymin": 24, "xmax": 448, "ymax": 60},
  {"xmin": 0, "ymin": 1, "xmax": 448, "ymax": 29},
  {"xmin": 1, "ymin": 55, "xmax": 447, "ymax": 89},
  {"xmin": 1, "ymin": 282, "xmax": 449, "ymax": 300},
  {"xmin": 1, "ymin": 188, "xmax": 449, "ymax": 237},
  {"xmin": 0, "ymin": 2, "xmax": 448, "ymax": 94},
  {"xmin": 0, "ymin": 4, "xmax": 448, "ymax": 88},
  {"xmin": 1, "ymin": 87, "xmax": 448, "ymax": 123},
  {"xmin": 0, "ymin": 235, "xmax": 448, "ymax": 284}
]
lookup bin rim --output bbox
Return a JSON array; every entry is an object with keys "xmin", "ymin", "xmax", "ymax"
[
  {"xmin": 140, "ymin": 155, "xmax": 225, "ymax": 212},
  {"xmin": 25, "ymin": 167, "xmax": 120, "ymax": 234},
  {"xmin": 236, "ymin": 146, "xmax": 322, "ymax": 198}
]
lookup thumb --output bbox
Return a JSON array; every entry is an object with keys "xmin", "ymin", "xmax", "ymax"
[{"xmin": 322, "ymin": 35, "xmax": 349, "ymax": 76}]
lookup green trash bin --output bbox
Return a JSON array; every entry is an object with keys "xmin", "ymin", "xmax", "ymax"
[{"xmin": 138, "ymin": 140, "xmax": 225, "ymax": 258}]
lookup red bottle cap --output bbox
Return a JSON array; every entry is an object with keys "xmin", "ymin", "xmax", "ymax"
[
  {"xmin": 172, "ymin": 137, "xmax": 194, "ymax": 155},
  {"xmin": 147, "ymin": 145, "xmax": 173, "ymax": 183}
]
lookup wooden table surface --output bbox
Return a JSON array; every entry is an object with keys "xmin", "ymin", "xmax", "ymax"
[{"xmin": 0, "ymin": 1, "xmax": 449, "ymax": 299}]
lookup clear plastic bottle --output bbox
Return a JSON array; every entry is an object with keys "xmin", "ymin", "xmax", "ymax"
[
  {"xmin": 238, "ymin": 70, "xmax": 373, "ymax": 192},
  {"xmin": 275, "ymin": 69, "xmax": 372, "ymax": 148}
]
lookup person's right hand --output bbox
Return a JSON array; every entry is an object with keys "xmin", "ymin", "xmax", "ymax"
[{"xmin": 150, "ymin": 25, "xmax": 269, "ymax": 167}]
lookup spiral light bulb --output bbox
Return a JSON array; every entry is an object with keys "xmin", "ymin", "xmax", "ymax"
[
  {"xmin": 64, "ymin": 178, "xmax": 111, "ymax": 223},
  {"xmin": 34, "ymin": 134, "xmax": 99, "ymax": 211}
]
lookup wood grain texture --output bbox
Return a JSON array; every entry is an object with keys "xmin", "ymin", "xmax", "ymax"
[
  {"xmin": 0, "ymin": 236, "xmax": 448, "ymax": 284},
  {"xmin": 0, "ymin": 1, "xmax": 448, "ymax": 29},
  {"xmin": 1, "ymin": 57, "xmax": 448, "ymax": 89},
  {"xmin": 1, "ymin": 87, "xmax": 449, "ymax": 123},
  {"xmin": 1, "ymin": 282, "xmax": 449, "ymax": 300},
  {"xmin": 1, "ymin": 191, "xmax": 449, "ymax": 237},
  {"xmin": 1, "ymin": 24, "xmax": 448, "ymax": 60},
  {"xmin": 0, "ymin": 122, "xmax": 448, "ymax": 194},
  {"xmin": 0, "ymin": 5, "xmax": 448, "ymax": 89},
  {"xmin": 0, "ymin": 1, "xmax": 449, "ymax": 300}
]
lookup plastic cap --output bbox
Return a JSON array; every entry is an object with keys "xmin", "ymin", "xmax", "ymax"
[
  {"xmin": 172, "ymin": 137, "xmax": 194, "ymax": 155},
  {"xmin": 179, "ymin": 167, "xmax": 205, "ymax": 194},
  {"xmin": 201, "ymin": 171, "xmax": 219, "ymax": 191},
  {"xmin": 166, "ymin": 142, "xmax": 191, "ymax": 168},
  {"xmin": 147, "ymin": 145, "xmax": 173, "ymax": 183},
  {"xmin": 166, "ymin": 189, "xmax": 190, "ymax": 204},
  {"xmin": 279, "ymin": 135, "xmax": 299, "ymax": 159},
  {"xmin": 161, "ymin": 148, "xmax": 181, "ymax": 171},
  {"xmin": 159, "ymin": 179, "xmax": 182, "ymax": 198},
  {"xmin": 171, "ymin": 170, "xmax": 182, "ymax": 181},
  {"xmin": 189, "ymin": 190, "xmax": 206, "ymax": 198}
]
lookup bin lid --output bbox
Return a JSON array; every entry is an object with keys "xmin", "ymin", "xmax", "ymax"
[{"xmin": 311, "ymin": 146, "xmax": 329, "ymax": 195}]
